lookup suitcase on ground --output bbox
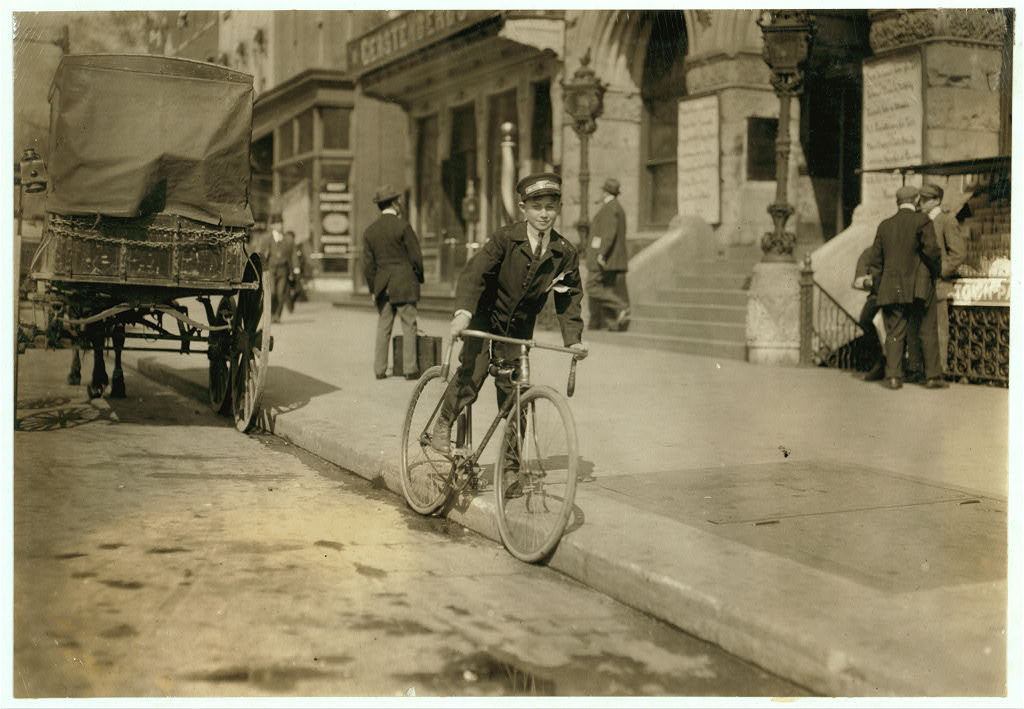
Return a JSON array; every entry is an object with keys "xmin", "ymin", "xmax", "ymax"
[{"xmin": 392, "ymin": 334, "xmax": 442, "ymax": 377}]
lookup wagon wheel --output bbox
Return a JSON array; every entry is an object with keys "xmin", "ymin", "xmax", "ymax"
[
  {"xmin": 207, "ymin": 295, "xmax": 235, "ymax": 415},
  {"xmin": 230, "ymin": 259, "xmax": 271, "ymax": 432}
]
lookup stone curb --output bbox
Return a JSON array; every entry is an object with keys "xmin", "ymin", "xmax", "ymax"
[{"xmin": 126, "ymin": 356, "xmax": 989, "ymax": 697}]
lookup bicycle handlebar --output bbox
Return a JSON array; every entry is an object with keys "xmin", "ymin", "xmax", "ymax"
[{"xmin": 440, "ymin": 329, "xmax": 587, "ymax": 398}]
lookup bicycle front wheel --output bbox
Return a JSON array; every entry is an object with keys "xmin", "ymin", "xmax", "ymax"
[
  {"xmin": 494, "ymin": 386, "xmax": 579, "ymax": 562},
  {"xmin": 399, "ymin": 365, "xmax": 456, "ymax": 514}
]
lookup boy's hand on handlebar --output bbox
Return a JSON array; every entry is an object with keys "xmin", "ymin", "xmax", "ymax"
[
  {"xmin": 450, "ymin": 311, "xmax": 472, "ymax": 339},
  {"xmin": 569, "ymin": 343, "xmax": 588, "ymax": 360}
]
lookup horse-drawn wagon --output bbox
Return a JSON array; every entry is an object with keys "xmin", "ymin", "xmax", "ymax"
[{"xmin": 18, "ymin": 54, "xmax": 270, "ymax": 432}]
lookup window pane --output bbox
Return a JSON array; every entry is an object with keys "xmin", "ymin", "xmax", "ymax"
[
  {"xmin": 278, "ymin": 120, "xmax": 294, "ymax": 160},
  {"xmin": 321, "ymin": 106, "xmax": 351, "ymax": 150},
  {"xmin": 648, "ymin": 163, "xmax": 677, "ymax": 225},
  {"xmin": 646, "ymin": 99, "xmax": 677, "ymax": 161},
  {"xmin": 747, "ymin": 117, "xmax": 778, "ymax": 181},
  {"xmin": 297, "ymin": 109, "xmax": 314, "ymax": 154}
]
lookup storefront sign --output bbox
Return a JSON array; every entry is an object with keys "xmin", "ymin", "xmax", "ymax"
[
  {"xmin": 347, "ymin": 10, "xmax": 499, "ymax": 75},
  {"xmin": 322, "ymin": 212, "xmax": 350, "ymax": 235},
  {"xmin": 677, "ymin": 94, "xmax": 720, "ymax": 225},
  {"xmin": 950, "ymin": 277, "xmax": 1010, "ymax": 306}
]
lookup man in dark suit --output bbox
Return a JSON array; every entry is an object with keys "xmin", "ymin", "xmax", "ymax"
[
  {"xmin": 865, "ymin": 185, "xmax": 943, "ymax": 389},
  {"xmin": 906, "ymin": 183, "xmax": 966, "ymax": 382},
  {"xmin": 585, "ymin": 178, "xmax": 630, "ymax": 331},
  {"xmin": 267, "ymin": 214, "xmax": 296, "ymax": 324},
  {"xmin": 362, "ymin": 186, "xmax": 424, "ymax": 380},
  {"xmin": 431, "ymin": 172, "xmax": 587, "ymax": 458}
]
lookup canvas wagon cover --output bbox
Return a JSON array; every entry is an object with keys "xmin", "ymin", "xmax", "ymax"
[{"xmin": 46, "ymin": 54, "xmax": 254, "ymax": 227}]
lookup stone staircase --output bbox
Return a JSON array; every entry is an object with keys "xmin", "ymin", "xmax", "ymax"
[{"xmin": 622, "ymin": 257, "xmax": 755, "ymax": 360}]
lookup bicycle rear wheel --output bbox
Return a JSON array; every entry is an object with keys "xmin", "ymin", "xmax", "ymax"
[
  {"xmin": 494, "ymin": 385, "xmax": 579, "ymax": 562},
  {"xmin": 400, "ymin": 365, "xmax": 456, "ymax": 514}
]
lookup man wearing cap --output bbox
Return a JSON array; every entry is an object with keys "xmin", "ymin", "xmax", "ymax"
[
  {"xmin": 586, "ymin": 177, "xmax": 631, "ymax": 331},
  {"xmin": 906, "ymin": 183, "xmax": 966, "ymax": 384},
  {"xmin": 431, "ymin": 172, "xmax": 587, "ymax": 463},
  {"xmin": 865, "ymin": 185, "xmax": 943, "ymax": 389},
  {"xmin": 268, "ymin": 215, "xmax": 297, "ymax": 324},
  {"xmin": 362, "ymin": 186, "xmax": 424, "ymax": 380}
]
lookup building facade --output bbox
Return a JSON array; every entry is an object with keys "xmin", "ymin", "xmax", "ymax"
[
  {"xmin": 150, "ymin": 8, "xmax": 1011, "ymax": 328},
  {"xmin": 154, "ymin": 9, "xmax": 405, "ymax": 283}
]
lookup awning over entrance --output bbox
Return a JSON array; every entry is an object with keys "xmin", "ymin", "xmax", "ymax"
[
  {"xmin": 856, "ymin": 155, "xmax": 1010, "ymax": 177},
  {"xmin": 347, "ymin": 10, "xmax": 564, "ymax": 102}
]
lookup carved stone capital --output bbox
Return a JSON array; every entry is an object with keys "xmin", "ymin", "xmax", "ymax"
[{"xmin": 869, "ymin": 9, "xmax": 1007, "ymax": 55}]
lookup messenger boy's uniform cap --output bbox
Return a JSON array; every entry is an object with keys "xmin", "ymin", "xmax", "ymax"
[
  {"xmin": 895, "ymin": 185, "xmax": 919, "ymax": 204},
  {"xmin": 919, "ymin": 183, "xmax": 944, "ymax": 201},
  {"xmin": 373, "ymin": 185, "xmax": 401, "ymax": 204},
  {"xmin": 517, "ymin": 172, "xmax": 562, "ymax": 200},
  {"xmin": 601, "ymin": 178, "xmax": 621, "ymax": 196}
]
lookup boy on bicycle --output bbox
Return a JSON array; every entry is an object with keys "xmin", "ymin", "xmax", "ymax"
[{"xmin": 431, "ymin": 172, "xmax": 588, "ymax": 460}]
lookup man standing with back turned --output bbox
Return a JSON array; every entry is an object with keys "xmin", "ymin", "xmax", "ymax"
[
  {"xmin": 865, "ymin": 185, "xmax": 942, "ymax": 390},
  {"xmin": 363, "ymin": 186, "xmax": 424, "ymax": 381},
  {"xmin": 906, "ymin": 183, "xmax": 966, "ymax": 383},
  {"xmin": 586, "ymin": 177, "xmax": 630, "ymax": 331}
]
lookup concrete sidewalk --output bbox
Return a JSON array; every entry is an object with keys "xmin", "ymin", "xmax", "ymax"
[{"xmin": 119, "ymin": 300, "xmax": 1007, "ymax": 696}]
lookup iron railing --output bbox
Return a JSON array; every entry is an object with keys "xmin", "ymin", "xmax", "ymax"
[
  {"xmin": 799, "ymin": 255, "xmax": 876, "ymax": 371},
  {"xmin": 949, "ymin": 305, "xmax": 1009, "ymax": 384}
]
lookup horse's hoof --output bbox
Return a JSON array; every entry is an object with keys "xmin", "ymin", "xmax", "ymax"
[
  {"xmin": 87, "ymin": 384, "xmax": 104, "ymax": 399},
  {"xmin": 110, "ymin": 375, "xmax": 126, "ymax": 399},
  {"xmin": 67, "ymin": 372, "xmax": 81, "ymax": 386}
]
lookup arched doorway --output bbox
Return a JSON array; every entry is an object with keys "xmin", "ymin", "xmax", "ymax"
[{"xmin": 638, "ymin": 11, "xmax": 688, "ymax": 229}]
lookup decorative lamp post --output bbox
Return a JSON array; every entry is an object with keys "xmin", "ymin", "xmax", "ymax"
[
  {"xmin": 757, "ymin": 10, "xmax": 814, "ymax": 262},
  {"xmin": 562, "ymin": 48, "xmax": 606, "ymax": 247}
]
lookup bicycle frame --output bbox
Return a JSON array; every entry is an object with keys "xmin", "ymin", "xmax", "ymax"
[{"xmin": 424, "ymin": 329, "xmax": 583, "ymax": 487}]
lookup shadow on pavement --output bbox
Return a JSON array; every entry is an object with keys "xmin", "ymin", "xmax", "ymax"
[{"xmin": 259, "ymin": 366, "xmax": 342, "ymax": 433}]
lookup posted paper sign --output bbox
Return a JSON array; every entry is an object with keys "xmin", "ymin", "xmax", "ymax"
[{"xmin": 677, "ymin": 94, "xmax": 720, "ymax": 225}]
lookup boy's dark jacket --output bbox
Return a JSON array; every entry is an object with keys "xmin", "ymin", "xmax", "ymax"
[{"xmin": 454, "ymin": 221, "xmax": 584, "ymax": 346}]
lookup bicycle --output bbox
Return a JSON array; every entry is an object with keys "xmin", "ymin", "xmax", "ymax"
[{"xmin": 399, "ymin": 329, "xmax": 585, "ymax": 562}]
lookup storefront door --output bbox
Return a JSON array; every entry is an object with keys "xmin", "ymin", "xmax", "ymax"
[{"xmin": 439, "ymin": 104, "xmax": 477, "ymax": 285}]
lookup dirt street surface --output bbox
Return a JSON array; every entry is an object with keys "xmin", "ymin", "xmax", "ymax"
[{"xmin": 12, "ymin": 349, "xmax": 808, "ymax": 698}]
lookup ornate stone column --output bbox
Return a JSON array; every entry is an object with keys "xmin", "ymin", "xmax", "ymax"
[{"xmin": 859, "ymin": 9, "xmax": 1008, "ymax": 218}]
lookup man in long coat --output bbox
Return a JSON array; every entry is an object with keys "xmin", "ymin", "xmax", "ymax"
[
  {"xmin": 362, "ymin": 186, "xmax": 424, "ymax": 380},
  {"xmin": 268, "ymin": 218, "xmax": 297, "ymax": 323},
  {"xmin": 906, "ymin": 183, "xmax": 966, "ymax": 381},
  {"xmin": 585, "ymin": 178, "xmax": 630, "ymax": 331},
  {"xmin": 865, "ymin": 185, "xmax": 943, "ymax": 389}
]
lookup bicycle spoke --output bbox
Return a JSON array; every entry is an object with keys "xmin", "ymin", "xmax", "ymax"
[
  {"xmin": 495, "ymin": 387, "xmax": 578, "ymax": 562},
  {"xmin": 400, "ymin": 367, "xmax": 456, "ymax": 514}
]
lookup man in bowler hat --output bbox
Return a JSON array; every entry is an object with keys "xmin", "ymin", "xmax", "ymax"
[
  {"xmin": 362, "ymin": 186, "xmax": 424, "ymax": 380},
  {"xmin": 586, "ymin": 177, "xmax": 631, "ymax": 331},
  {"xmin": 431, "ymin": 172, "xmax": 588, "ymax": 477},
  {"xmin": 865, "ymin": 185, "xmax": 942, "ymax": 389}
]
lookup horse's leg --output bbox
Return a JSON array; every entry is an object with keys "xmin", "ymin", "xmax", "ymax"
[
  {"xmin": 87, "ymin": 324, "xmax": 108, "ymax": 399},
  {"xmin": 110, "ymin": 324, "xmax": 126, "ymax": 398},
  {"xmin": 67, "ymin": 346, "xmax": 81, "ymax": 385}
]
